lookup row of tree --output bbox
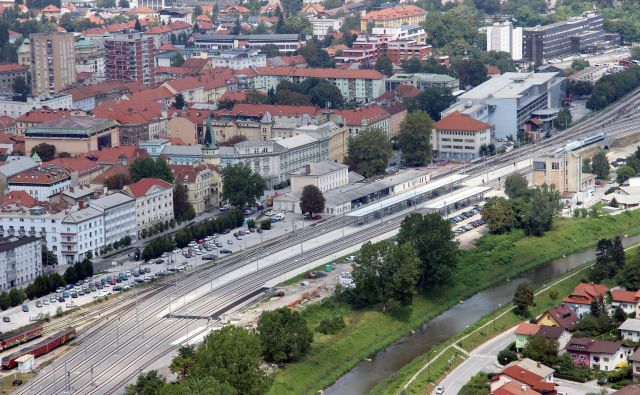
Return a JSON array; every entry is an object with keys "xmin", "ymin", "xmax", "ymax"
[
  {"xmin": 62, "ymin": 259, "xmax": 94, "ymax": 285},
  {"xmin": 481, "ymin": 174, "xmax": 563, "ymax": 236},
  {"xmin": 173, "ymin": 210, "xmax": 245, "ymax": 250},
  {"xmin": 587, "ymin": 65, "xmax": 640, "ymax": 111}
]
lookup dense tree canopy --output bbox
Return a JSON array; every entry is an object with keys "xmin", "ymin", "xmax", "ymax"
[
  {"xmin": 221, "ymin": 164, "xmax": 267, "ymax": 208},
  {"xmin": 504, "ymin": 173, "xmax": 529, "ymax": 199},
  {"xmin": 299, "ymin": 185, "xmax": 325, "ymax": 215},
  {"xmin": 403, "ymin": 88, "xmax": 455, "ymax": 121},
  {"xmin": 591, "ymin": 151, "xmax": 610, "ymax": 179},
  {"xmin": 31, "ymin": 143, "xmax": 56, "ymax": 162},
  {"xmin": 257, "ymin": 308, "xmax": 313, "ymax": 363},
  {"xmin": 396, "ymin": 111, "xmax": 433, "ymax": 166},
  {"xmin": 481, "ymin": 197, "xmax": 515, "ymax": 234},
  {"xmin": 347, "ymin": 127, "xmax": 393, "ymax": 178},
  {"xmin": 129, "ymin": 157, "xmax": 174, "ymax": 183}
]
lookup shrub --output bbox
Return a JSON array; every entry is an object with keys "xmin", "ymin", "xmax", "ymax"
[
  {"xmin": 247, "ymin": 219, "xmax": 256, "ymax": 229},
  {"xmin": 261, "ymin": 220, "xmax": 272, "ymax": 230},
  {"xmin": 315, "ymin": 315, "xmax": 346, "ymax": 334},
  {"xmin": 497, "ymin": 349, "xmax": 518, "ymax": 365}
]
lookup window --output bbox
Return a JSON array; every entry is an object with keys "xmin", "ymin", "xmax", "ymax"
[{"xmin": 552, "ymin": 162, "xmax": 560, "ymax": 170}]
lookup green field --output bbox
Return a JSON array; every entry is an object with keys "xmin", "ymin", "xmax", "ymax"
[{"xmin": 267, "ymin": 210, "xmax": 640, "ymax": 395}]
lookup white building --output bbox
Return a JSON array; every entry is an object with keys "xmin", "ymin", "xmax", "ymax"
[
  {"xmin": 0, "ymin": 236, "xmax": 42, "ymax": 291},
  {"xmin": 61, "ymin": 206, "xmax": 104, "ymax": 264},
  {"xmin": 290, "ymin": 161, "xmax": 349, "ymax": 192},
  {"xmin": 310, "ymin": 18, "xmax": 343, "ymax": 40},
  {"xmin": 486, "ymin": 22, "xmax": 523, "ymax": 61},
  {"xmin": 443, "ymin": 72, "xmax": 566, "ymax": 139},
  {"xmin": 252, "ymin": 67, "xmax": 386, "ymax": 104},
  {"xmin": 0, "ymin": 94, "xmax": 73, "ymax": 118},
  {"xmin": 619, "ymin": 319, "xmax": 640, "ymax": 342},
  {"xmin": 372, "ymin": 25, "xmax": 427, "ymax": 44},
  {"xmin": 8, "ymin": 166, "xmax": 72, "ymax": 200},
  {"xmin": 208, "ymin": 49, "xmax": 267, "ymax": 70},
  {"xmin": 123, "ymin": 178, "xmax": 174, "ymax": 237},
  {"xmin": 90, "ymin": 192, "xmax": 137, "ymax": 246},
  {"xmin": 432, "ymin": 111, "xmax": 493, "ymax": 160}
]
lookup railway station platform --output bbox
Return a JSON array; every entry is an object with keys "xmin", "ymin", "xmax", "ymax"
[{"xmin": 423, "ymin": 186, "xmax": 493, "ymax": 216}]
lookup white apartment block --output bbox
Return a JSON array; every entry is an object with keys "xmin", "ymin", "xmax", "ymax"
[
  {"xmin": 486, "ymin": 22, "xmax": 523, "ymax": 61},
  {"xmin": 123, "ymin": 178, "xmax": 174, "ymax": 237},
  {"xmin": 0, "ymin": 236, "xmax": 42, "ymax": 291},
  {"xmin": 90, "ymin": 192, "xmax": 137, "ymax": 246},
  {"xmin": 208, "ymin": 49, "xmax": 267, "ymax": 70},
  {"xmin": 0, "ymin": 94, "xmax": 73, "ymax": 118},
  {"xmin": 310, "ymin": 18, "xmax": 343, "ymax": 40}
]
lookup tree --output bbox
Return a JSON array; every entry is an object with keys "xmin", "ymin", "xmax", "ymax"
[
  {"xmin": 174, "ymin": 183, "xmax": 195, "ymax": 223},
  {"xmin": 513, "ymin": 282, "xmax": 534, "ymax": 314},
  {"xmin": 521, "ymin": 184, "xmax": 562, "ymax": 236},
  {"xmin": 591, "ymin": 151, "xmax": 610, "ymax": 179},
  {"xmin": 374, "ymin": 55, "xmax": 393, "ymax": 77},
  {"xmin": 347, "ymin": 127, "xmax": 393, "ymax": 178},
  {"xmin": 481, "ymin": 197, "xmax": 515, "ymax": 234},
  {"xmin": 42, "ymin": 246, "xmax": 58, "ymax": 266},
  {"xmin": 12, "ymin": 76, "xmax": 28, "ymax": 95},
  {"xmin": 126, "ymin": 370, "xmax": 166, "ymax": 395},
  {"xmin": 129, "ymin": 157, "xmax": 174, "ymax": 183},
  {"xmin": 403, "ymin": 87, "xmax": 455, "ymax": 121},
  {"xmin": 397, "ymin": 213, "xmax": 458, "ymax": 290},
  {"xmin": 257, "ymin": 307, "xmax": 313, "ymax": 363},
  {"xmin": 191, "ymin": 325, "xmax": 272, "ymax": 395},
  {"xmin": 134, "ymin": 18, "xmax": 142, "ymax": 31},
  {"xmin": 8, "ymin": 287, "xmax": 23, "ymax": 307},
  {"xmin": 299, "ymin": 185, "xmax": 325, "ymax": 216},
  {"xmin": 554, "ymin": 108, "xmax": 572, "ymax": 130},
  {"xmin": 159, "ymin": 376, "xmax": 236, "ymax": 395},
  {"xmin": 170, "ymin": 52, "xmax": 185, "ymax": 67},
  {"xmin": 582, "ymin": 158, "xmax": 592, "ymax": 174},
  {"xmin": 350, "ymin": 240, "xmax": 420, "ymax": 311},
  {"xmin": 260, "ymin": 220, "xmax": 271, "ymax": 230},
  {"xmin": 589, "ymin": 238, "xmax": 614, "ymax": 283},
  {"xmin": 173, "ymin": 93, "xmax": 186, "ymax": 109},
  {"xmin": 571, "ymin": 59, "xmax": 589, "ymax": 71},
  {"xmin": 617, "ymin": 250, "xmax": 640, "ymax": 291},
  {"xmin": 31, "ymin": 142, "xmax": 56, "ymax": 162},
  {"xmin": 96, "ymin": 0, "xmax": 116, "ymax": 7},
  {"xmin": 221, "ymin": 164, "xmax": 266, "ymax": 208},
  {"xmin": 104, "ymin": 173, "xmax": 131, "ymax": 190},
  {"xmin": 504, "ymin": 173, "xmax": 529, "ymax": 199},
  {"xmin": 193, "ymin": 5, "xmax": 202, "ymax": 16},
  {"xmin": 307, "ymin": 80, "xmax": 343, "ymax": 108},
  {"xmin": 169, "ymin": 345, "xmax": 196, "ymax": 380},
  {"xmin": 522, "ymin": 335, "xmax": 558, "ymax": 367},
  {"xmin": 63, "ymin": 266, "xmax": 77, "ymax": 285},
  {"xmin": 617, "ymin": 165, "xmax": 636, "ymax": 184},
  {"xmin": 260, "ymin": 44, "xmax": 280, "ymax": 58},
  {"xmin": 397, "ymin": 111, "xmax": 433, "ymax": 166},
  {"xmin": 0, "ymin": 292, "xmax": 9, "ymax": 310},
  {"xmin": 497, "ymin": 350, "xmax": 518, "ymax": 366}
]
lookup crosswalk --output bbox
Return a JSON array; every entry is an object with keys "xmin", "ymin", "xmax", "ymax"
[{"xmin": 470, "ymin": 354, "xmax": 496, "ymax": 359}]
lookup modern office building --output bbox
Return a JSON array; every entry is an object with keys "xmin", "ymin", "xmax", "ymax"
[
  {"xmin": 486, "ymin": 22, "xmax": 523, "ymax": 61},
  {"xmin": 0, "ymin": 235, "xmax": 41, "ymax": 291},
  {"xmin": 28, "ymin": 32, "xmax": 76, "ymax": 96},
  {"xmin": 443, "ymin": 72, "xmax": 566, "ymax": 139},
  {"xmin": 104, "ymin": 31, "xmax": 156, "ymax": 86},
  {"xmin": 523, "ymin": 12, "xmax": 620, "ymax": 63}
]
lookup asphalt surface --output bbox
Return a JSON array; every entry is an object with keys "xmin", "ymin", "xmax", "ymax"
[{"xmin": 12, "ymin": 87, "xmax": 640, "ymax": 394}]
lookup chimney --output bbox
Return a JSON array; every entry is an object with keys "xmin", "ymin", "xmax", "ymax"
[
  {"xmin": 536, "ymin": 362, "xmax": 541, "ymax": 368},
  {"xmin": 79, "ymin": 201, "xmax": 84, "ymax": 209},
  {"xmin": 305, "ymin": 164, "xmax": 310, "ymax": 175},
  {"xmin": 521, "ymin": 385, "xmax": 526, "ymax": 392}
]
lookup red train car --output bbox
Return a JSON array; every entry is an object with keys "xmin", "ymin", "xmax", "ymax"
[
  {"xmin": 0, "ymin": 325, "xmax": 44, "ymax": 351},
  {"xmin": 1, "ymin": 327, "xmax": 76, "ymax": 369}
]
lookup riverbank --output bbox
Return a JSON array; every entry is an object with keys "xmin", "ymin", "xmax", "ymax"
[{"xmin": 267, "ymin": 210, "xmax": 640, "ymax": 395}]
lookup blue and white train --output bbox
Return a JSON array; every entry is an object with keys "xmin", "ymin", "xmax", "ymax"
[{"xmin": 554, "ymin": 132, "xmax": 605, "ymax": 155}]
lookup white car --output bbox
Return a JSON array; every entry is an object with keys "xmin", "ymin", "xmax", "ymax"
[
  {"xmin": 173, "ymin": 249, "xmax": 181, "ymax": 254},
  {"xmin": 435, "ymin": 386, "xmax": 444, "ymax": 394},
  {"xmin": 195, "ymin": 250, "xmax": 202, "ymax": 255},
  {"xmin": 345, "ymin": 255, "xmax": 355, "ymax": 262},
  {"xmin": 264, "ymin": 211, "xmax": 274, "ymax": 216},
  {"xmin": 227, "ymin": 240, "xmax": 234, "ymax": 245}
]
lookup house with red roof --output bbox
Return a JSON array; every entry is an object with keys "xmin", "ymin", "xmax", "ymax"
[
  {"xmin": 162, "ymin": 77, "xmax": 205, "ymax": 103},
  {"xmin": 492, "ymin": 381, "xmax": 541, "ymax": 395},
  {"xmin": 335, "ymin": 104, "xmax": 391, "ymax": 137},
  {"xmin": 433, "ymin": 111, "xmax": 493, "ymax": 161},
  {"xmin": 562, "ymin": 283, "xmax": 609, "ymax": 317},
  {"xmin": 44, "ymin": 157, "xmax": 105, "ymax": 186},
  {"xmin": 536, "ymin": 304, "xmax": 579, "ymax": 332},
  {"xmin": 610, "ymin": 289, "xmax": 640, "ymax": 315},
  {"xmin": 8, "ymin": 165, "xmax": 71, "ymax": 199},
  {"xmin": 16, "ymin": 108, "xmax": 84, "ymax": 135},
  {"xmin": 123, "ymin": 178, "xmax": 174, "ymax": 237},
  {"xmin": 92, "ymin": 99, "xmax": 168, "ymax": 145},
  {"xmin": 170, "ymin": 163, "xmax": 220, "ymax": 214},
  {"xmin": 143, "ymin": 21, "xmax": 192, "ymax": 48},
  {"xmin": 381, "ymin": 102, "xmax": 407, "ymax": 138},
  {"xmin": 41, "ymin": 4, "xmax": 60, "ymax": 21},
  {"xmin": 0, "ymin": 63, "xmax": 27, "ymax": 95},
  {"xmin": 565, "ymin": 337, "xmax": 632, "ymax": 371},
  {"xmin": 85, "ymin": 145, "xmax": 148, "ymax": 167},
  {"xmin": 490, "ymin": 365, "xmax": 557, "ymax": 395},
  {"xmin": 514, "ymin": 322, "xmax": 570, "ymax": 351}
]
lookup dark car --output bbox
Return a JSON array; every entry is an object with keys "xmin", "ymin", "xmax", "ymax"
[
  {"xmin": 219, "ymin": 248, "xmax": 232, "ymax": 254},
  {"xmin": 203, "ymin": 254, "xmax": 216, "ymax": 260},
  {"xmin": 57, "ymin": 296, "xmax": 65, "ymax": 303}
]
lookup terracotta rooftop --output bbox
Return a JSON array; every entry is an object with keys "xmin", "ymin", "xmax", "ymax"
[
  {"xmin": 611, "ymin": 289, "xmax": 639, "ymax": 304},
  {"xmin": 41, "ymin": 4, "xmax": 60, "ymax": 12},
  {"xmin": 434, "ymin": 111, "xmax": 491, "ymax": 132},
  {"xmin": 562, "ymin": 283, "xmax": 609, "ymax": 305},
  {"xmin": 125, "ymin": 178, "xmax": 172, "ymax": 198},
  {"xmin": 362, "ymin": 5, "xmax": 426, "ymax": 21},
  {"xmin": 395, "ymin": 84, "xmax": 421, "ymax": 98},
  {"xmin": 223, "ymin": 103, "xmax": 320, "ymax": 118},
  {"xmin": 91, "ymin": 164, "xmax": 130, "ymax": 185},
  {"xmin": 85, "ymin": 145, "xmax": 148, "ymax": 165},
  {"xmin": 0, "ymin": 190, "xmax": 38, "ymax": 208},
  {"xmin": 0, "ymin": 63, "xmax": 26, "ymax": 73},
  {"xmin": 496, "ymin": 365, "xmax": 555, "ymax": 393},
  {"xmin": 515, "ymin": 322, "xmax": 541, "ymax": 336},
  {"xmin": 163, "ymin": 76, "xmax": 203, "ymax": 93},
  {"xmin": 9, "ymin": 165, "xmax": 70, "ymax": 185},
  {"xmin": 16, "ymin": 109, "xmax": 75, "ymax": 124},
  {"xmin": 254, "ymin": 66, "xmax": 384, "ymax": 80},
  {"xmin": 145, "ymin": 21, "xmax": 192, "ymax": 35},
  {"xmin": 182, "ymin": 58, "xmax": 209, "ymax": 71},
  {"xmin": 43, "ymin": 157, "xmax": 102, "ymax": 176},
  {"xmin": 336, "ymin": 104, "xmax": 390, "ymax": 126},
  {"xmin": 492, "ymin": 381, "xmax": 541, "ymax": 395},
  {"xmin": 93, "ymin": 100, "xmax": 163, "ymax": 124}
]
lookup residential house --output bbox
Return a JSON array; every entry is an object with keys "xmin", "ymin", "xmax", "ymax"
[
  {"xmin": 536, "ymin": 304, "xmax": 579, "ymax": 332},
  {"xmin": 489, "ymin": 365, "xmax": 556, "ymax": 394},
  {"xmin": 92, "ymin": 99, "xmax": 168, "ymax": 145},
  {"xmin": 382, "ymin": 102, "xmax": 407, "ymax": 138},
  {"xmin": 162, "ymin": 77, "xmax": 205, "ymax": 104},
  {"xmin": 123, "ymin": 178, "xmax": 174, "ymax": 237},
  {"xmin": 611, "ymin": 289, "xmax": 640, "ymax": 315},
  {"xmin": 335, "ymin": 104, "xmax": 391, "ymax": 137},
  {"xmin": 84, "ymin": 146, "xmax": 148, "ymax": 168},
  {"xmin": 0, "ymin": 157, "xmax": 38, "ymax": 194},
  {"xmin": 562, "ymin": 283, "xmax": 609, "ymax": 317},
  {"xmin": 619, "ymin": 319, "xmax": 640, "ymax": 342},
  {"xmin": 565, "ymin": 337, "xmax": 631, "ymax": 371},
  {"xmin": 0, "ymin": 235, "xmax": 42, "ymax": 291},
  {"xmin": 514, "ymin": 322, "xmax": 570, "ymax": 351},
  {"xmin": 43, "ymin": 158, "xmax": 104, "ymax": 186},
  {"xmin": 491, "ymin": 381, "xmax": 542, "ymax": 395},
  {"xmin": 170, "ymin": 163, "xmax": 220, "ymax": 214},
  {"xmin": 8, "ymin": 166, "xmax": 71, "ymax": 200},
  {"xmin": 90, "ymin": 192, "xmax": 137, "ymax": 246},
  {"xmin": 505, "ymin": 358, "xmax": 555, "ymax": 383},
  {"xmin": 629, "ymin": 348, "xmax": 640, "ymax": 382}
]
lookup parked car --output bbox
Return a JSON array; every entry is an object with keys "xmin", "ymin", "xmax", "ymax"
[
  {"xmin": 36, "ymin": 301, "xmax": 43, "ymax": 308},
  {"xmin": 2, "ymin": 316, "xmax": 9, "ymax": 322},
  {"xmin": 203, "ymin": 254, "xmax": 216, "ymax": 260},
  {"xmin": 219, "ymin": 248, "xmax": 232, "ymax": 254}
]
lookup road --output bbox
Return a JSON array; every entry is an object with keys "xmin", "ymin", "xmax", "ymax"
[{"xmin": 13, "ymin": 87, "xmax": 640, "ymax": 394}]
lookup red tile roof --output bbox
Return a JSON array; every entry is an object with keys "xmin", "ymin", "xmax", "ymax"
[
  {"xmin": 91, "ymin": 164, "xmax": 130, "ymax": 185},
  {"xmin": 16, "ymin": 109, "xmax": 75, "ymax": 123},
  {"xmin": 163, "ymin": 76, "xmax": 203, "ymax": 92},
  {"xmin": 42, "ymin": 4, "xmax": 60, "ymax": 12},
  {"xmin": 128, "ymin": 86, "xmax": 174, "ymax": 103},
  {"xmin": 170, "ymin": 163, "xmax": 216, "ymax": 183},
  {"xmin": 336, "ymin": 104, "xmax": 390, "ymax": 126},
  {"xmin": 0, "ymin": 63, "xmax": 26, "ymax": 73},
  {"xmin": 183, "ymin": 58, "xmax": 209, "ymax": 71},
  {"xmin": 43, "ymin": 158, "xmax": 102, "ymax": 176},
  {"xmin": 562, "ymin": 283, "xmax": 609, "ymax": 305},
  {"xmin": 435, "ymin": 111, "xmax": 491, "ymax": 132},
  {"xmin": 85, "ymin": 145, "xmax": 148, "ymax": 165},
  {"xmin": 62, "ymin": 81, "xmax": 134, "ymax": 102},
  {"xmin": 492, "ymin": 381, "xmax": 541, "ymax": 395},
  {"xmin": 219, "ymin": 90, "xmax": 247, "ymax": 102},
  {"xmin": 565, "ymin": 337, "xmax": 621, "ymax": 354},
  {"xmin": 395, "ymin": 84, "xmax": 421, "ymax": 98},
  {"xmin": 362, "ymin": 5, "xmax": 426, "ymax": 20},
  {"xmin": 125, "ymin": 177, "xmax": 172, "ymax": 197},
  {"xmin": 0, "ymin": 190, "xmax": 38, "ymax": 208},
  {"xmin": 145, "ymin": 21, "xmax": 192, "ymax": 35},
  {"xmin": 10, "ymin": 166, "xmax": 70, "ymax": 185},
  {"xmin": 254, "ymin": 66, "xmax": 384, "ymax": 80},
  {"xmin": 486, "ymin": 65, "xmax": 501, "ymax": 75},
  {"xmin": 132, "ymin": 6, "xmax": 155, "ymax": 13},
  {"xmin": 224, "ymin": 103, "xmax": 319, "ymax": 118},
  {"xmin": 611, "ymin": 290, "xmax": 639, "ymax": 304},
  {"xmin": 382, "ymin": 102, "xmax": 407, "ymax": 116},
  {"xmin": 93, "ymin": 100, "xmax": 163, "ymax": 124},
  {"xmin": 515, "ymin": 322, "xmax": 541, "ymax": 336},
  {"xmin": 498, "ymin": 366, "xmax": 555, "ymax": 393},
  {"xmin": 158, "ymin": 43, "xmax": 178, "ymax": 51}
]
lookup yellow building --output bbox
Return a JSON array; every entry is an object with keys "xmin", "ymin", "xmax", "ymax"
[
  {"xmin": 170, "ymin": 163, "xmax": 221, "ymax": 214},
  {"xmin": 24, "ymin": 116, "xmax": 119, "ymax": 156},
  {"xmin": 361, "ymin": 5, "xmax": 427, "ymax": 32}
]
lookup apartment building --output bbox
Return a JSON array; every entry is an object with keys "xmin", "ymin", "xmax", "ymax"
[
  {"xmin": 310, "ymin": 18, "xmax": 343, "ymax": 40},
  {"xmin": 0, "ymin": 64, "xmax": 28, "ymax": 94},
  {"xmin": 8, "ymin": 166, "xmax": 71, "ymax": 200},
  {"xmin": 104, "ymin": 31, "xmax": 156, "ymax": 86},
  {"xmin": 170, "ymin": 163, "xmax": 220, "ymax": 214},
  {"xmin": 28, "ymin": 32, "xmax": 76, "ymax": 96},
  {"xmin": 193, "ymin": 34, "xmax": 305, "ymax": 54},
  {"xmin": 360, "ymin": 5, "xmax": 427, "ymax": 31},
  {"xmin": 386, "ymin": 73, "xmax": 459, "ymax": 91},
  {"xmin": 252, "ymin": 67, "xmax": 385, "ymax": 103},
  {"xmin": 0, "ymin": 236, "xmax": 41, "ymax": 291},
  {"xmin": 123, "ymin": 178, "xmax": 174, "ymax": 237},
  {"xmin": 432, "ymin": 111, "xmax": 493, "ymax": 160},
  {"xmin": 208, "ymin": 49, "xmax": 266, "ymax": 70},
  {"xmin": 486, "ymin": 22, "xmax": 523, "ymax": 61},
  {"xmin": 335, "ymin": 104, "xmax": 391, "ymax": 136},
  {"xmin": 90, "ymin": 192, "xmax": 137, "ymax": 246},
  {"xmin": 0, "ymin": 94, "xmax": 72, "ymax": 118},
  {"xmin": 75, "ymin": 36, "xmax": 105, "ymax": 80}
]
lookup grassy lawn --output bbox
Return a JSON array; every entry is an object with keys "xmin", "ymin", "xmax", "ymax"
[{"xmin": 268, "ymin": 210, "xmax": 640, "ymax": 395}]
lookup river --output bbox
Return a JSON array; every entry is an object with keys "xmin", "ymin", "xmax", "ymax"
[{"xmin": 324, "ymin": 234, "xmax": 640, "ymax": 395}]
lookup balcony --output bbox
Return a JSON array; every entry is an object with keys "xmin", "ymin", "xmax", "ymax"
[
  {"xmin": 61, "ymin": 250, "xmax": 78, "ymax": 255},
  {"xmin": 61, "ymin": 232, "xmax": 76, "ymax": 236},
  {"xmin": 61, "ymin": 240, "xmax": 77, "ymax": 245}
]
